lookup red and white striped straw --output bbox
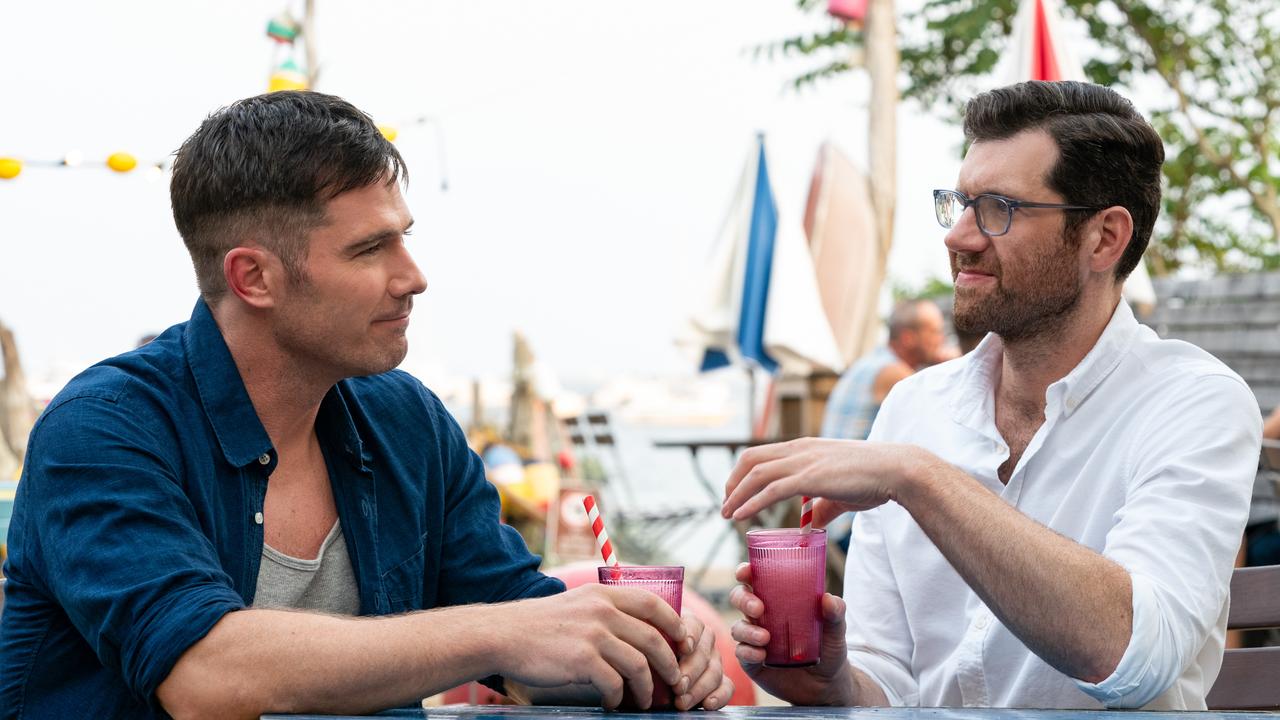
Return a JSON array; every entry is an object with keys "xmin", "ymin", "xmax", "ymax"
[
  {"xmin": 800, "ymin": 496, "xmax": 814, "ymax": 532},
  {"xmin": 583, "ymin": 495, "xmax": 619, "ymax": 567}
]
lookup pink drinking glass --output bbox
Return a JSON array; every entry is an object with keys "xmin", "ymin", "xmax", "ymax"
[
  {"xmin": 747, "ymin": 528, "xmax": 826, "ymax": 667},
  {"xmin": 597, "ymin": 565, "xmax": 685, "ymax": 710}
]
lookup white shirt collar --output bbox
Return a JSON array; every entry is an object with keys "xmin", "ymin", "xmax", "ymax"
[{"xmin": 950, "ymin": 299, "xmax": 1140, "ymax": 431}]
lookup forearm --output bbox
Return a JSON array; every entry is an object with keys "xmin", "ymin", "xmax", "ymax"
[
  {"xmin": 897, "ymin": 452, "xmax": 1131, "ymax": 683},
  {"xmin": 844, "ymin": 663, "xmax": 891, "ymax": 707},
  {"xmin": 158, "ymin": 605, "xmax": 502, "ymax": 719},
  {"xmin": 1263, "ymin": 405, "xmax": 1280, "ymax": 439}
]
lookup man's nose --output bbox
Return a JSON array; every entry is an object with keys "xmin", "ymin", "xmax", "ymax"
[
  {"xmin": 392, "ymin": 246, "xmax": 427, "ymax": 297},
  {"xmin": 943, "ymin": 207, "xmax": 992, "ymax": 255}
]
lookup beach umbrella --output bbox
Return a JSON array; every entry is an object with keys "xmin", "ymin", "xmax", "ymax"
[
  {"xmin": 680, "ymin": 135, "xmax": 844, "ymax": 428},
  {"xmin": 803, "ymin": 142, "xmax": 885, "ymax": 368},
  {"xmin": 1005, "ymin": 0, "xmax": 1157, "ymax": 307}
]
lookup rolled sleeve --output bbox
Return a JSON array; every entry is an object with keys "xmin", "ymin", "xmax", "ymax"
[
  {"xmin": 1075, "ymin": 374, "xmax": 1259, "ymax": 708},
  {"xmin": 24, "ymin": 395, "xmax": 245, "ymax": 703},
  {"xmin": 1072, "ymin": 573, "xmax": 1162, "ymax": 706}
]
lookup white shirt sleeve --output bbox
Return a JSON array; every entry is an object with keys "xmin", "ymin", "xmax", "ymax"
[
  {"xmin": 842, "ymin": 384, "xmax": 919, "ymax": 706},
  {"xmin": 844, "ymin": 508, "xmax": 919, "ymax": 706},
  {"xmin": 1073, "ymin": 373, "xmax": 1260, "ymax": 708}
]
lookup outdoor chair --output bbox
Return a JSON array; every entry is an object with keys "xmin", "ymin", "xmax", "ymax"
[{"xmin": 1205, "ymin": 564, "xmax": 1280, "ymax": 710}]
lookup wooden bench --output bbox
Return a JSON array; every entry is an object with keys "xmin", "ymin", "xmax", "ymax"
[{"xmin": 1206, "ymin": 565, "xmax": 1280, "ymax": 710}]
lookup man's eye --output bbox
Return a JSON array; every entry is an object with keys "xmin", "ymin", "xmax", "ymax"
[{"xmin": 361, "ymin": 244, "xmax": 383, "ymax": 256}]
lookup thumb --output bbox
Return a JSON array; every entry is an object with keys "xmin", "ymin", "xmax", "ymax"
[
  {"xmin": 819, "ymin": 593, "xmax": 848, "ymax": 661},
  {"xmin": 811, "ymin": 498, "xmax": 855, "ymax": 529}
]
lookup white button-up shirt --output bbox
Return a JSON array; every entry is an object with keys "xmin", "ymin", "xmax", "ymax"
[{"xmin": 844, "ymin": 300, "xmax": 1261, "ymax": 709}]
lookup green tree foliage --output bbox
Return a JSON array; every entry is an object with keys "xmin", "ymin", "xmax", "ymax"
[{"xmin": 760, "ymin": 0, "xmax": 1280, "ymax": 274}]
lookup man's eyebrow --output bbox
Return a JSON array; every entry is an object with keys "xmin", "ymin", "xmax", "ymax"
[
  {"xmin": 957, "ymin": 185, "xmax": 1020, "ymax": 198},
  {"xmin": 344, "ymin": 219, "xmax": 415, "ymax": 251}
]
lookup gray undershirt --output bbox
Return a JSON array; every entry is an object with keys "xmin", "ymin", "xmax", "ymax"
[{"xmin": 253, "ymin": 521, "xmax": 361, "ymax": 615}]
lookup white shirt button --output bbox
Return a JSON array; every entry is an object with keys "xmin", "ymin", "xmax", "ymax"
[
  {"xmin": 975, "ymin": 615, "xmax": 990, "ymax": 630},
  {"xmin": 254, "ymin": 511, "xmax": 264, "ymax": 525},
  {"xmin": 258, "ymin": 453, "xmax": 271, "ymax": 465}
]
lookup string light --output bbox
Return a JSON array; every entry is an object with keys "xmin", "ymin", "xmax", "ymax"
[{"xmin": 0, "ymin": 153, "xmax": 166, "ymax": 181}]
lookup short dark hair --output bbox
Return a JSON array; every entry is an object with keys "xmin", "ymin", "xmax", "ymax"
[
  {"xmin": 963, "ymin": 81, "xmax": 1163, "ymax": 280},
  {"xmin": 170, "ymin": 91, "xmax": 406, "ymax": 303}
]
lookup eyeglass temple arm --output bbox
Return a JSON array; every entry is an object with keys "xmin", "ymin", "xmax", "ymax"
[{"xmin": 1008, "ymin": 200, "xmax": 1098, "ymax": 210}]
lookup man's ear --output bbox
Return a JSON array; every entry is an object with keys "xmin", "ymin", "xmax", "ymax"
[
  {"xmin": 1087, "ymin": 206, "xmax": 1134, "ymax": 276},
  {"xmin": 224, "ymin": 246, "xmax": 278, "ymax": 309}
]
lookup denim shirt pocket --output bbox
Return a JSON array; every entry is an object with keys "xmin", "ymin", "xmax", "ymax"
[{"xmin": 380, "ymin": 531, "xmax": 428, "ymax": 613}]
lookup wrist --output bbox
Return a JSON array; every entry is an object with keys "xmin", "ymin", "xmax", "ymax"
[
  {"xmin": 890, "ymin": 445, "xmax": 942, "ymax": 511},
  {"xmin": 453, "ymin": 602, "xmax": 514, "ymax": 680},
  {"xmin": 822, "ymin": 661, "xmax": 859, "ymax": 707}
]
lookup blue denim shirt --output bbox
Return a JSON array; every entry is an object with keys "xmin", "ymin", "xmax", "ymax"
[{"xmin": 0, "ymin": 300, "xmax": 564, "ymax": 718}]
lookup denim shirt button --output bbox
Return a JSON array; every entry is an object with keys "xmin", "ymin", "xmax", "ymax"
[
  {"xmin": 254, "ymin": 511, "xmax": 264, "ymax": 525},
  {"xmin": 257, "ymin": 453, "xmax": 271, "ymax": 465}
]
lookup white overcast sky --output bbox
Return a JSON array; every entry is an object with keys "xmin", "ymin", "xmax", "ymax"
[{"xmin": 0, "ymin": 0, "xmax": 964, "ymax": 393}]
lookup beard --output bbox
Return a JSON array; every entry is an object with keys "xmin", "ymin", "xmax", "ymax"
[
  {"xmin": 951, "ymin": 229, "xmax": 1085, "ymax": 343},
  {"xmin": 272, "ymin": 280, "xmax": 411, "ymax": 382}
]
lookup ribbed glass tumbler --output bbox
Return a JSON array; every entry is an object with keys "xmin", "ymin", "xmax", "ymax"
[{"xmin": 747, "ymin": 529, "xmax": 826, "ymax": 667}]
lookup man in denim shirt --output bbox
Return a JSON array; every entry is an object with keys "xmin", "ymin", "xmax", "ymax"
[{"xmin": 0, "ymin": 92, "xmax": 731, "ymax": 719}]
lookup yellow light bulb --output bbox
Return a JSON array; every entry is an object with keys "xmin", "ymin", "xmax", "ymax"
[
  {"xmin": 107, "ymin": 152, "xmax": 138, "ymax": 173},
  {"xmin": 0, "ymin": 157, "xmax": 22, "ymax": 180}
]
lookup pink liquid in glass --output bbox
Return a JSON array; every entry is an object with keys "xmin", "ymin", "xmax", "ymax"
[
  {"xmin": 747, "ymin": 528, "xmax": 826, "ymax": 667},
  {"xmin": 597, "ymin": 565, "xmax": 684, "ymax": 710}
]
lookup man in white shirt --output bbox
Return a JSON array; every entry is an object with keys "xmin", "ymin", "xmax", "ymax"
[{"xmin": 721, "ymin": 80, "xmax": 1261, "ymax": 710}]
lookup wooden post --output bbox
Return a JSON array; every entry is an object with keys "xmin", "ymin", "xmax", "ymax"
[
  {"xmin": 0, "ymin": 319, "xmax": 35, "ymax": 478},
  {"xmin": 303, "ymin": 0, "xmax": 319, "ymax": 89},
  {"xmin": 865, "ymin": 0, "xmax": 898, "ymax": 260}
]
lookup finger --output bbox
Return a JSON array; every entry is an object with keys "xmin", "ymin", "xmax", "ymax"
[
  {"xmin": 728, "ymin": 585, "xmax": 764, "ymax": 620},
  {"xmin": 734, "ymin": 562, "xmax": 752, "ymax": 584},
  {"xmin": 679, "ymin": 613, "xmax": 705, "ymax": 659},
  {"xmin": 604, "ymin": 606, "xmax": 683, "ymax": 687},
  {"xmin": 721, "ymin": 453, "xmax": 798, "ymax": 520},
  {"xmin": 607, "ymin": 587, "xmax": 687, "ymax": 649},
  {"xmin": 583, "ymin": 655, "xmax": 626, "ymax": 710},
  {"xmin": 722, "ymin": 441, "xmax": 794, "ymax": 512},
  {"xmin": 702, "ymin": 676, "xmax": 735, "ymax": 711},
  {"xmin": 822, "ymin": 592, "xmax": 847, "ymax": 629},
  {"xmin": 676, "ymin": 616, "xmax": 714, "ymax": 701},
  {"xmin": 818, "ymin": 593, "xmax": 849, "ymax": 665},
  {"xmin": 597, "ymin": 635, "xmax": 655, "ymax": 710},
  {"xmin": 730, "ymin": 619, "xmax": 770, "ymax": 648},
  {"xmin": 677, "ymin": 643, "xmax": 721, "ymax": 711},
  {"xmin": 726, "ymin": 456, "xmax": 806, "ymax": 521},
  {"xmin": 735, "ymin": 641, "xmax": 767, "ymax": 667}
]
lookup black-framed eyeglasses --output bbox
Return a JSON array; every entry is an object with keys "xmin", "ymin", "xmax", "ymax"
[{"xmin": 933, "ymin": 189, "xmax": 1099, "ymax": 237}]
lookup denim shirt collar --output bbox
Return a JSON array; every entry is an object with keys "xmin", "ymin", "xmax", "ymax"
[
  {"xmin": 183, "ymin": 299, "xmax": 274, "ymax": 469},
  {"xmin": 320, "ymin": 386, "xmax": 374, "ymax": 473},
  {"xmin": 182, "ymin": 298, "xmax": 370, "ymax": 472}
]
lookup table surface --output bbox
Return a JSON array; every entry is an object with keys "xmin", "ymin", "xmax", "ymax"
[{"xmin": 262, "ymin": 704, "xmax": 1280, "ymax": 720}]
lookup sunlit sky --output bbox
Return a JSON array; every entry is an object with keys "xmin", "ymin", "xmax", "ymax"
[{"xmin": 1, "ymin": 0, "xmax": 966, "ymax": 396}]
